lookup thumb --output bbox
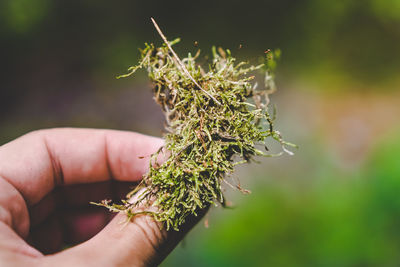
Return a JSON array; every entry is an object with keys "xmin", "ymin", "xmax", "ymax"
[{"xmin": 42, "ymin": 209, "xmax": 205, "ymax": 267}]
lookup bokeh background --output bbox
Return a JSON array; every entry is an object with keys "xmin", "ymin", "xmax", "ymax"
[{"xmin": 1, "ymin": 0, "xmax": 400, "ymax": 266}]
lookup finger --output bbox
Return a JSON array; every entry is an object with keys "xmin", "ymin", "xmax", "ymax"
[
  {"xmin": 0, "ymin": 128, "xmax": 164, "ymax": 206},
  {"xmin": 0, "ymin": 221, "xmax": 42, "ymax": 259},
  {"xmin": 42, "ymin": 208, "xmax": 207, "ymax": 267},
  {"xmin": 0, "ymin": 177, "xmax": 30, "ymax": 238},
  {"xmin": 0, "ymin": 177, "xmax": 42, "ymax": 259}
]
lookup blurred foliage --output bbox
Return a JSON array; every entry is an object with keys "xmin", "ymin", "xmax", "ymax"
[
  {"xmin": 370, "ymin": 0, "xmax": 400, "ymax": 21},
  {"xmin": 1, "ymin": 0, "xmax": 399, "ymax": 135},
  {"xmin": 1, "ymin": 0, "xmax": 399, "ymax": 91},
  {"xmin": 162, "ymin": 130, "xmax": 400, "ymax": 266},
  {"xmin": 2, "ymin": 0, "xmax": 51, "ymax": 34}
]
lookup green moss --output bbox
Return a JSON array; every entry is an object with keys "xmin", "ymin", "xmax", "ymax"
[{"xmin": 95, "ymin": 19, "xmax": 294, "ymax": 231}]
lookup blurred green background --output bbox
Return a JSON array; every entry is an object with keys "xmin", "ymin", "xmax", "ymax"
[{"xmin": 1, "ymin": 0, "xmax": 400, "ymax": 266}]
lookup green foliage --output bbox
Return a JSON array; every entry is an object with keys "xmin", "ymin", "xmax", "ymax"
[
  {"xmin": 96, "ymin": 22, "xmax": 293, "ymax": 231},
  {"xmin": 161, "ymin": 131, "xmax": 400, "ymax": 266}
]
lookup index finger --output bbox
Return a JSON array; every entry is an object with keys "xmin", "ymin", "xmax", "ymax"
[{"xmin": 0, "ymin": 128, "xmax": 164, "ymax": 206}]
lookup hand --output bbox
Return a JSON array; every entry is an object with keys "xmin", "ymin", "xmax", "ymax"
[{"xmin": 0, "ymin": 128, "xmax": 201, "ymax": 266}]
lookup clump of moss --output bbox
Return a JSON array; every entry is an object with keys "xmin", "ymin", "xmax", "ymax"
[{"xmin": 97, "ymin": 19, "xmax": 295, "ymax": 231}]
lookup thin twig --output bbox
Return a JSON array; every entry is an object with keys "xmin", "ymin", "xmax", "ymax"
[{"xmin": 150, "ymin": 17, "xmax": 222, "ymax": 105}]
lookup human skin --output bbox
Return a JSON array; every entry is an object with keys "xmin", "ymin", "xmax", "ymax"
[{"xmin": 0, "ymin": 128, "xmax": 202, "ymax": 266}]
